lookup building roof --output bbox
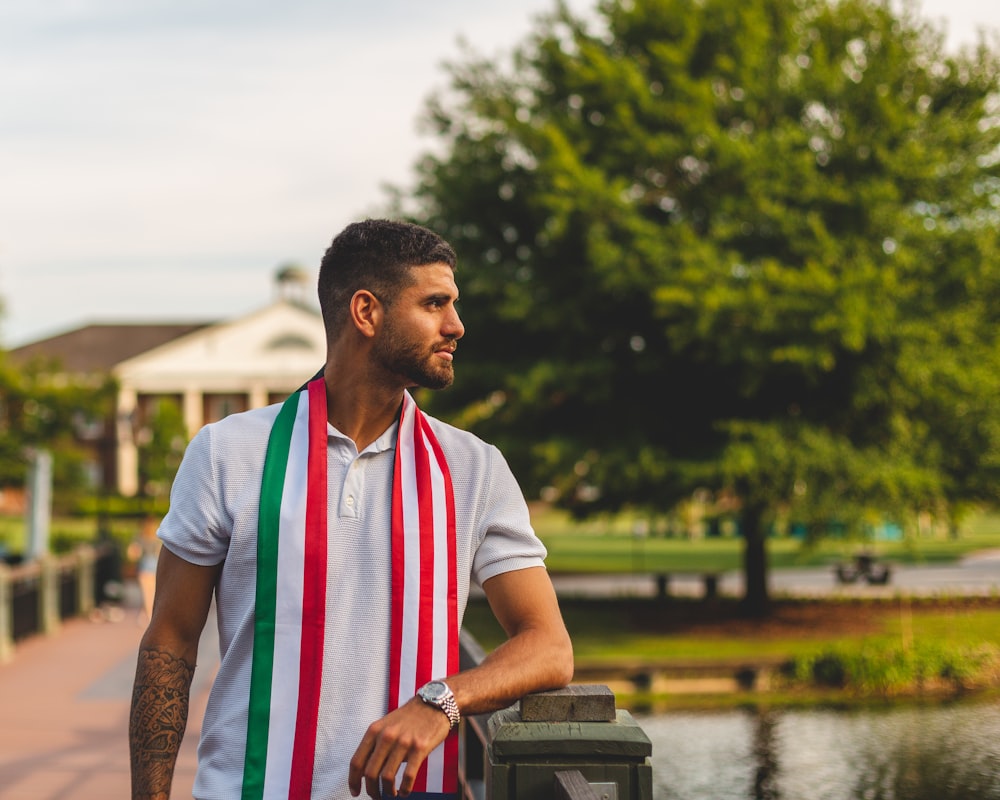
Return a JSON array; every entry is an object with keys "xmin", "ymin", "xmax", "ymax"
[{"xmin": 8, "ymin": 322, "xmax": 215, "ymax": 373}]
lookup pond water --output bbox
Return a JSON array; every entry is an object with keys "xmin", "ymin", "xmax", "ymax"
[{"xmin": 635, "ymin": 702, "xmax": 1000, "ymax": 800}]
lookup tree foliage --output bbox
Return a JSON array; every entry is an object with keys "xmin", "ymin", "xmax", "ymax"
[
  {"xmin": 0, "ymin": 355, "xmax": 117, "ymax": 508},
  {"xmin": 393, "ymin": 0, "xmax": 1000, "ymax": 612},
  {"xmin": 137, "ymin": 397, "xmax": 188, "ymax": 505}
]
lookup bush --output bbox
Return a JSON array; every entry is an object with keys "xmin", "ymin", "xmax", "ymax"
[{"xmin": 792, "ymin": 641, "xmax": 1000, "ymax": 695}]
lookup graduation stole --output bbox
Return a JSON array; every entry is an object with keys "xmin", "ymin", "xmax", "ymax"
[{"xmin": 241, "ymin": 377, "xmax": 459, "ymax": 800}]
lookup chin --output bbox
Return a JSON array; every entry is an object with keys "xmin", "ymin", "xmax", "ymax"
[{"xmin": 420, "ymin": 371, "xmax": 454, "ymax": 391}]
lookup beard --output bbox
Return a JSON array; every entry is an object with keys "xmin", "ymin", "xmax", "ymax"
[{"xmin": 374, "ymin": 321, "xmax": 455, "ymax": 391}]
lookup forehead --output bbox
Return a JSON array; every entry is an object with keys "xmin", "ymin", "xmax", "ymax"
[{"xmin": 401, "ymin": 262, "xmax": 458, "ymax": 296}]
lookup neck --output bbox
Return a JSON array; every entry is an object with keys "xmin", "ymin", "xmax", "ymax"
[{"xmin": 322, "ymin": 357, "xmax": 406, "ymax": 452}]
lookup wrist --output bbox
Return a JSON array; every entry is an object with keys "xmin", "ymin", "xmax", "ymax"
[{"xmin": 416, "ymin": 680, "xmax": 460, "ymax": 728}]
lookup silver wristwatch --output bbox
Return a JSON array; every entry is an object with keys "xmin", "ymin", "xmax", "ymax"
[{"xmin": 416, "ymin": 680, "xmax": 460, "ymax": 728}]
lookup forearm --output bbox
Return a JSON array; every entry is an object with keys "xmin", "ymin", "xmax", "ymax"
[
  {"xmin": 129, "ymin": 645, "xmax": 196, "ymax": 800},
  {"xmin": 450, "ymin": 620, "xmax": 573, "ymax": 717},
  {"xmin": 348, "ymin": 627, "xmax": 571, "ymax": 799}
]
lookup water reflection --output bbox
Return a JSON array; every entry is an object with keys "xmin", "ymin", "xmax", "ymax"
[
  {"xmin": 636, "ymin": 702, "xmax": 1000, "ymax": 800},
  {"xmin": 751, "ymin": 712, "xmax": 778, "ymax": 800}
]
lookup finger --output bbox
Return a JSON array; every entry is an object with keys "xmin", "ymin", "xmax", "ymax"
[
  {"xmin": 397, "ymin": 755, "xmax": 424, "ymax": 797},
  {"xmin": 378, "ymin": 751, "xmax": 407, "ymax": 797},
  {"xmin": 349, "ymin": 730, "xmax": 377, "ymax": 796},
  {"xmin": 360, "ymin": 729, "xmax": 405, "ymax": 799}
]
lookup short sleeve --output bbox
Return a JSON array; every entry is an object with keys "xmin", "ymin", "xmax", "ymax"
[
  {"xmin": 158, "ymin": 424, "xmax": 231, "ymax": 566},
  {"xmin": 470, "ymin": 445, "xmax": 547, "ymax": 585}
]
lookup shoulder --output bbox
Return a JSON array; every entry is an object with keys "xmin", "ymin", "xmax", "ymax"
[
  {"xmin": 420, "ymin": 413, "xmax": 523, "ymax": 492},
  {"xmin": 178, "ymin": 403, "xmax": 284, "ymax": 478},
  {"xmin": 421, "ymin": 414, "xmax": 499, "ymax": 460},
  {"xmin": 195, "ymin": 403, "xmax": 284, "ymax": 450}
]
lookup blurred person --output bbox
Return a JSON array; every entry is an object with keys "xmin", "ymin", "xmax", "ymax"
[
  {"xmin": 129, "ymin": 219, "xmax": 573, "ymax": 800},
  {"xmin": 130, "ymin": 515, "xmax": 161, "ymax": 623}
]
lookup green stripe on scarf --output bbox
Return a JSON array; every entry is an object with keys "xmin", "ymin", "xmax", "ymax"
[{"xmin": 242, "ymin": 393, "xmax": 300, "ymax": 799}]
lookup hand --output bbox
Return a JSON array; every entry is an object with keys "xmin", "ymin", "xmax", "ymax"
[{"xmin": 348, "ymin": 697, "xmax": 452, "ymax": 798}]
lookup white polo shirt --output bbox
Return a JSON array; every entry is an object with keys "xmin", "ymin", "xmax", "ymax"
[{"xmin": 158, "ymin": 402, "xmax": 547, "ymax": 799}]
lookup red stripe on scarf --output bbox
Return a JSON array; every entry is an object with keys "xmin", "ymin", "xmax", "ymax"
[
  {"xmin": 411, "ymin": 407, "xmax": 436, "ymax": 795},
  {"xmin": 421, "ymin": 412, "xmax": 460, "ymax": 792},
  {"xmin": 388, "ymin": 396, "xmax": 408, "ymax": 712},
  {"xmin": 414, "ymin": 409, "xmax": 436, "ymax": 689},
  {"xmin": 289, "ymin": 378, "xmax": 329, "ymax": 794},
  {"xmin": 420, "ymin": 412, "xmax": 459, "ymax": 676}
]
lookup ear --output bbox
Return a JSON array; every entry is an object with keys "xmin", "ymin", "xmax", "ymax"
[{"xmin": 349, "ymin": 290, "xmax": 381, "ymax": 338}]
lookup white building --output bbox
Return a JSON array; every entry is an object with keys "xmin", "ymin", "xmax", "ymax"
[{"xmin": 11, "ymin": 268, "xmax": 326, "ymax": 496}]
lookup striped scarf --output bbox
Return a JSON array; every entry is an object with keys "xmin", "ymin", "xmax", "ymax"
[{"xmin": 242, "ymin": 377, "xmax": 459, "ymax": 799}]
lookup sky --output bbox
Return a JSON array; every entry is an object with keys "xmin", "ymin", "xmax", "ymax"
[{"xmin": 1, "ymin": 0, "xmax": 998, "ymax": 347}]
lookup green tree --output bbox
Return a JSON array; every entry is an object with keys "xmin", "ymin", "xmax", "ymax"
[
  {"xmin": 0, "ymin": 355, "xmax": 117, "ymax": 510},
  {"xmin": 394, "ymin": 0, "xmax": 1000, "ymax": 614},
  {"xmin": 136, "ymin": 397, "xmax": 189, "ymax": 511}
]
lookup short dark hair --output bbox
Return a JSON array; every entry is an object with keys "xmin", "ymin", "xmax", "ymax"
[{"xmin": 318, "ymin": 219, "xmax": 457, "ymax": 334}]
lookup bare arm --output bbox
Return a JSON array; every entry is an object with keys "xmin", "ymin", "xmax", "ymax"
[
  {"xmin": 349, "ymin": 566, "xmax": 573, "ymax": 798},
  {"xmin": 130, "ymin": 547, "xmax": 221, "ymax": 800},
  {"xmin": 449, "ymin": 565, "xmax": 574, "ymax": 713}
]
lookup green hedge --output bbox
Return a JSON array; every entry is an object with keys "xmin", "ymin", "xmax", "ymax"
[{"xmin": 791, "ymin": 641, "xmax": 999, "ymax": 695}]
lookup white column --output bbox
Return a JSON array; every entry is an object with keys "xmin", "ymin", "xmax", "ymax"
[
  {"xmin": 116, "ymin": 385, "xmax": 139, "ymax": 497},
  {"xmin": 183, "ymin": 387, "xmax": 204, "ymax": 438},
  {"xmin": 248, "ymin": 383, "xmax": 269, "ymax": 410}
]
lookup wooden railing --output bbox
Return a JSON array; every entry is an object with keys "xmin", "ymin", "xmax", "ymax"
[{"xmin": 0, "ymin": 543, "xmax": 119, "ymax": 662}]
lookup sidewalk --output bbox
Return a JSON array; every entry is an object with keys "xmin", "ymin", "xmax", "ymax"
[{"xmin": 0, "ymin": 586, "xmax": 217, "ymax": 800}]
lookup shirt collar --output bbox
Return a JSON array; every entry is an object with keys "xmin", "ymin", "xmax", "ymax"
[{"xmin": 326, "ymin": 420, "xmax": 399, "ymax": 456}]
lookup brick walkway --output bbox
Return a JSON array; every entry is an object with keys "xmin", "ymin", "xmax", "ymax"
[{"xmin": 0, "ymin": 586, "xmax": 218, "ymax": 799}]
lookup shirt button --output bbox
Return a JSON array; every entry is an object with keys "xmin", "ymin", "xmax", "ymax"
[{"xmin": 346, "ymin": 496, "xmax": 355, "ymax": 507}]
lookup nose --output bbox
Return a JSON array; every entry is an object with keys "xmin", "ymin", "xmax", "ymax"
[{"xmin": 445, "ymin": 305, "xmax": 465, "ymax": 340}]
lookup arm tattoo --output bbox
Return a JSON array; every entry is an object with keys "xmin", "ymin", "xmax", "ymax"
[{"xmin": 130, "ymin": 646, "xmax": 196, "ymax": 800}]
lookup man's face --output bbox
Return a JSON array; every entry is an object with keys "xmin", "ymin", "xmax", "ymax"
[{"xmin": 372, "ymin": 262, "xmax": 464, "ymax": 390}]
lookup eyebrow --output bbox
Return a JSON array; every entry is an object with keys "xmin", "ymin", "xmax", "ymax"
[{"xmin": 424, "ymin": 292, "xmax": 458, "ymax": 304}]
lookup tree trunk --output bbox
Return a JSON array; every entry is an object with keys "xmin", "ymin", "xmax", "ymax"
[{"xmin": 740, "ymin": 504, "xmax": 770, "ymax": 617}]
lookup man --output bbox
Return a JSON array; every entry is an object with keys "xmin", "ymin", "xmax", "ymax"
[{"xmin": 129, "ymin": 219, "xmax": 574, "ymax": 800}]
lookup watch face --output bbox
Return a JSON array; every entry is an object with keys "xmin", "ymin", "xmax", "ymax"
[{"xmin": 421, "ymin": 681, "xmax": 448, "ymax": 701}]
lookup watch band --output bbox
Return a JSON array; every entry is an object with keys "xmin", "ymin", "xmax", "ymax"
[{"xmin": 417, "ymin": 680, "xmax": 461, "ymax": 728}]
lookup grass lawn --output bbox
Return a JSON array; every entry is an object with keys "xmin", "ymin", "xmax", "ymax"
[
  {"xmin": 533, "ymin": 507, "xmax": 1000, "ymax": 574},
  {"xmin": 464, "ymin": 596, "xmax": 1000, "ymax": 662}
]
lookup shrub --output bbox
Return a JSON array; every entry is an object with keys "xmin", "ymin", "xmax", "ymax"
[{"xmin": 792, "ymin": 641, "xmax": 1000, "ymax": 696}]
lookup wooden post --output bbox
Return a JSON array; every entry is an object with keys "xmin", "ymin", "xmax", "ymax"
[
  {"xmin": 39, "ymin": 555, "xmax": 60, "ymax": 635},
  {"xmin": 487, "ymin": 685, "xmax": 653, "ymax": 800},
  {"xmin": 76, "ymin": 545, "xmax": 96, "ymax": 618},
  {"xmin": 0, "ymin": 563, "xmax": 13, "ymax": 662},
  {"xmin": 555, "ymin": 770, "xmax": 602, "ymax": 800}
]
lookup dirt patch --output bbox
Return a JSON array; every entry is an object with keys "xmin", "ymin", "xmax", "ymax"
[{"xmin": 656, "ymin": 600, "xmax": 885, "ymax": 639}]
